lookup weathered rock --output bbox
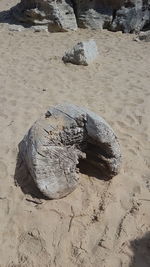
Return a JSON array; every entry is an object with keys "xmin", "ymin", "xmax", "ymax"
[
  {"xmin": 31, "ymin": 25, "xmax": 48, "ymax": 32},
  {"xmin": 138, "ymin": 30, "xmax": 150, "ymax": 41},
  {"xmin": 72, "ymin": 0, "xmax": 115, "ymax": 29},
  {"xmin": 111, "ymin": 3, "xmax": 150, "ymax": 33},
  {"xmin": 11, "ymin": 0, "xmax": 77, "ymax": 32},
  {"xmin": 73, "ymin": 0, "xmax": 150, "ymax": 32},
  {"xmin": 10, "ymin": 0, "xmax": 150, "ymax": 33},
  {"xmin": 62, "ymin": 40, "xmax": 98, "ymax": 66},
  {"xmin": 19, "ymin": 104, "xmax": 121, "ymax": 199}
]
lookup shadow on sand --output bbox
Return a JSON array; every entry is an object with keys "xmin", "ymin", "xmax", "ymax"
[
  {"xmin": 0, "ymin": 8, "xmax": 31, "ymax": 28},
  {"xmin": 129, "ymin": 232, "xmax": 150, "ymax": 267},
  {"xmin": 0, "ymin": 9, "xmax": 13, "ymax": 24}
]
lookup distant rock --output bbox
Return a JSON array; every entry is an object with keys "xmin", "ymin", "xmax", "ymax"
[
  {"xmin": 111, "ymin": 5, "xmax": 150, "ymax": 33},
  {"xmin": 10, "ymin": 0, "xmax": 150, "ymax": 33},
  {"xmin": 11, "ymin": 0, "xmax": 77, "ymax": 32},
  {"xmin": 62, "ymin": 40, "xmax": 98, "ymax": 66},
  {"xmin": 19, "ymin": 103, "xmax": 122, "ymax": 199},
  {"xmin": 73, "ymin": 0, "xmax": 150, "ymax": 33},
  {"xmin": 138, "ymin": 30, "xmax": 150, "ymax": 42}
]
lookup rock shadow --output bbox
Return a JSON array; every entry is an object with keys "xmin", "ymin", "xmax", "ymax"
[
  {"xmin": 129, "ymin": 232, "xmax": 150, "ymax": 267},
  {"xmin": 0, "ymin": 8, "xmax": 31, "ymax": 28},
  {"xmin": 0, "ymin": 7, "xmax": 16, "ymax": 23},
  {"xmin": 77, "ymin": 159, "xmax": 111, "ymax": 181}
]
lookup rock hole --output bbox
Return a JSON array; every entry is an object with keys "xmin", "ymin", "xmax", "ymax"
[{"xmin": 77, "ymin": 158, "xmax": 110, "ymax": 181}]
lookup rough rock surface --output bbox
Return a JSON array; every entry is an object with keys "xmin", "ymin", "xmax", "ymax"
[
  {"xmin": 19, "ymin": 104, "xmax": 121, "ymax": 199},
  {"xmin": 62, "ymin": 40, "xmax": 98, "ymax": 66},
  {"xmin": 10, "ymin": 0, "xmax": 150, "ymax": 33},
  {"xmin": 11, "ymin": 0, "xmax": 77, "ymax": 32},
  {"xmin": 72, "ymin": 0, "xmax": 114, "ymax": 29},
  {"xmin": 73, "ymin": 0, "xmax": 150, "ymax": 32},
  {"xmin": 111, "ymin": 2, "xmax": 150, "ymax": 33}
]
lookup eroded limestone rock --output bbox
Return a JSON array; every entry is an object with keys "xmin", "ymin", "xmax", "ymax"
[
  {"xmin": 72, "ymin": 0, "xmax": 115, "ymax": 29},
  {"xmin": 11, "ymin": 0, "xmax": 77, "ymax": 32},
  {"xmin": 10, "ymin": 0, "xmax": 150, "ymax": 33},
  {"xmin": 111, "ymin": 4, "xmax": 150, "ymax": 33},
  {"xmin": 62, "ymin": 40, "xmax": 98, "ymax": 66},
  {"xmin": 73, "ymin": 0, "xmax": 150, "ymax": 33},
  {"xmin": 19, "ymin": 104, "xmax": 122, "ymax": 199}
]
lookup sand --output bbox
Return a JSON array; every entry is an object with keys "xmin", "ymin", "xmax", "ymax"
[{"xmin": 0, "ymin": 1, "xmax": 150, "ymax": 266}]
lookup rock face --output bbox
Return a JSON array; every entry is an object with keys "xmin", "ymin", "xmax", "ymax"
[
  {"xmin": 62, "ymin": 40, "xmax": 98, "ymax": 66},
  {"xmin": 111, "ymin": 1, "xmax": 150, "ymax": 33},
  {"xmin": 72, "ymin": 0, "xmax": 115, "ymax": 30},
  {"xmin": 19, "ymin": 104, "xmax": 122, "ymax": 199},
  {"xmin": 11, "ymin": 0, "xmax": 77, "ymax": 32},
  {"xmin": 73, "ymin": 0, "xmax": 150, "ymax": 32},
  {"xmin": 11, "ymin": 0, "xmax": 150, "ymax": 33}
]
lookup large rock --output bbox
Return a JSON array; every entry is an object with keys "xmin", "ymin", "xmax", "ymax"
[
  {"xmin": 19, "ymin": 104, "xmax": 122, "ymax": 199},
  {"xmin": 73, "ymin": 0, "xmax": 150, "ymax": 32},
  {"xmin": 62, "ymin": 40, "xmax": 98, "ymax": 66},
  {"xmin": 11, "ymin": 0, "xmax": 77, "ymax": 32},
  {"xmin": 72, "ymin": 0, "xmax": 115, "ymax": 29},
  {"xmin": 111, "ymin": 1, "xmax": 150, "ymax": 33}
]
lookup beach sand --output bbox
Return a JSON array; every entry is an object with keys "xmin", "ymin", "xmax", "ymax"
[{"xmin": 0, "ymin": 1, "xmax": 150, "ymax": 266}]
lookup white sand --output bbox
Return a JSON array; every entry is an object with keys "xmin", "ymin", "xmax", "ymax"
[{"xmin": 0, "ymin": 1, "xmax": 150, "ymax": 266}]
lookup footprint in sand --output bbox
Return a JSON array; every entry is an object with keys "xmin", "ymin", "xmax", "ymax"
[
  {"xmin": 116, "ymin": 121, "xmax": 127, "ymax": 128},
  {"xmin": 135, "ymin": 98, "xmax": 144, "ymax": 104},
  {"xmin": 128, "ymin": 148, "xmax": 137, "ymax": 156},
  {"xmin": 9, "ymin": 99, "xmax": 17, "ymax": 107},
  {"xmin": 126, "ymin": 115, "xmax": 135, "ymax": 125},
  {"xmin": 18, "ymin": 231, "xmax": 51, "ymax": 266},
  {"xmin": 0, "ymin": 161, "xmax": 8, "ymax": 180}
]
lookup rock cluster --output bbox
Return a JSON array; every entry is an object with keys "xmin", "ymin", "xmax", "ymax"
[
  {"xmin": 11, "ymin": 0, "xmax": 77, "ymax": 32},
  {"xmin": 19, "ymin": 104, "xmax": 122, "ymax": 199},
  {"xmin": 11, "ymin": 0, "xmax": 150, "ymax": 33}
]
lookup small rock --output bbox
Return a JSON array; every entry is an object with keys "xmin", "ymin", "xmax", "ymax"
[
  {"xmin": 62, "ymin": 40, "xmax": 98, "ymax": 66},
  {"xmin": 31, "ymin": 25, "xmax": 48, "ymax": 32},
  {"xmin": 138, "ymin": 31, "xmax": 150, "ymax": 42},
  {"xmin": 133, "ymin": 36, "xmax": 140, "ymax": 42},
  {"xmin": 8, "ymin": 24, "xmax": 25, "ymax": 32}
]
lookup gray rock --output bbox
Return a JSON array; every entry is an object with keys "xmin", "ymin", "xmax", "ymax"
[
  {"xmin": 10, "ymin": 0, "xmax": 150, "ymax": 33},
  {"xmin": 73, "ymin": 0, "xmax": 150, "ymax": 33},
  {"xmin": 8, "ymin": 24, "xmax": 26, "ymax": 31},
  {"xmin": 31, "ymin": 25, "xmax": 48, "ymax": 32},
  {"xmin": 62, "ymin": 40, "xmax": 98, "ymax": 66},
  {"xmin": 11, "ymin": 0, "xmax": 77, "ymax": 32},
  {"xmin": 73, "ymin": 0, "xmax": 114, "ymax": 30},
  {"xmin": 111, "ymin": 5, "xmax": 150, "ymax": 33},
  {"xmin": 138, "ymin": 30, "xmax": 150, "ymax": 41},
  {"xmin": 19, "ymin": 104, "xmax": 122, "ymax": 199}
]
